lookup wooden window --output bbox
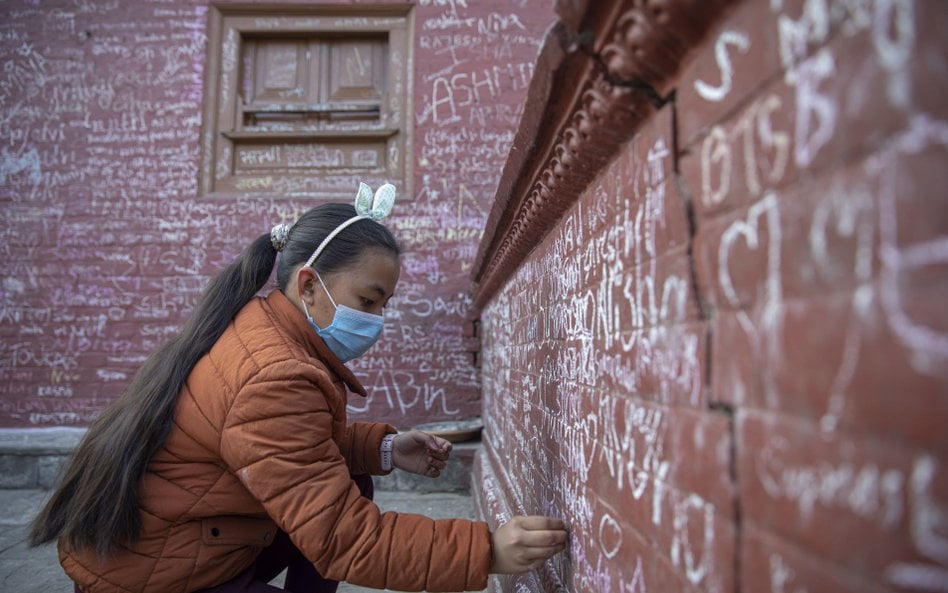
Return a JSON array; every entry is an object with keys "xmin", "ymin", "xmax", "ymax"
[{"xmin": 201, "ymin": 6, "xmax": 413, "ymax": 197}]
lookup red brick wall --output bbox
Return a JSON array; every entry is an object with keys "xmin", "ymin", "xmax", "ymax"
[
  {"xmin": 474, "ymin": 0, "xmax": 948, "ymax": 591},
  {"xmin": 0, "ymin": 0, "xmax": 555, "ymax": 428}
]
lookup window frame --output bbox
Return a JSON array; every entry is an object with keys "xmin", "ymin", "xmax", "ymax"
[{"xmin": 200, "ymin": 4, "xmax": 414, "ymax": 198}]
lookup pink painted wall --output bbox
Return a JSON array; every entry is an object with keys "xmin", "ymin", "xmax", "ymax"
[{"xmin": 0, "ymin": 0, "xmax": 555, "ymax": 428}]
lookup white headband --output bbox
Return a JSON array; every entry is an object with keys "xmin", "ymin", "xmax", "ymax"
[{"xmin": 303, "ymin": 182, "xmax": 396, "ymax": 269}]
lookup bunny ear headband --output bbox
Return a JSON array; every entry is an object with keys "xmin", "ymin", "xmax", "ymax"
[
  {"xmin": 270, "ymin": 182, "xmax": 396, "ymax": 266},
  {"xmin": 354, "ymin": 181, "xmax": 395, "ymax": 221}
]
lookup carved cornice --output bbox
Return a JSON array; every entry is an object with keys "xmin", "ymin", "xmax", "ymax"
[
  {"xmin": 471, "ymin": 0, "xmax": 738, "ymax": 312},
  {"xmin": 596, "ymin": 0, "xmax": 737, "ymax": 91}
]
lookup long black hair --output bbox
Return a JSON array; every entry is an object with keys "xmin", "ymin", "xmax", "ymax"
[{"xmin": 29, "ymin": 203, "xmax": 399, "ymax": 555}]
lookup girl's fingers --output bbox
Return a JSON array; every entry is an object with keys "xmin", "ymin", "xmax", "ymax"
[{"xmin": 426, "ymin": 436, "xmax": 452, "ymax": 459}]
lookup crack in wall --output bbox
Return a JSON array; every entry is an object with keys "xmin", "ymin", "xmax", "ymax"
[
  {"xmin": 565, "ymin": 25, "xmax": 746, "ymax": 592},
  {"xmin": 670, "ymin": 85, "xmax": 744, "ymax": 593},
  {"xmin": 671, "ymin": 87, "xmax": 744, "ymax": 593},
  {"xmin": 710, "ymin": 401, "xmax": 743, "ymax": 593},
  {"xmin": 566, "ymin": 28, "xmax": 675, "ymax": 109}
]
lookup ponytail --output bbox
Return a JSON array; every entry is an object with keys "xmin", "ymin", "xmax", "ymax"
[{"xmin": 30, "ymin": 233, "xmax": 278, "ymax": 555}]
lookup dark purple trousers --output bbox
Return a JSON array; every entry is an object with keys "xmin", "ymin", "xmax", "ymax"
[{"xmin": 74, "ymin": 475, "xmax": 374, "ymax": 593}]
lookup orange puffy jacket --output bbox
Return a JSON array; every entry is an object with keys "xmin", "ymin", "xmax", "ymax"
[{"xmin": 60, "ymin": 290, "xmax": 492, "ymax": 592}]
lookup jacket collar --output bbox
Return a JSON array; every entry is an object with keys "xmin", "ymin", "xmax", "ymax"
[{"xmin": 265, "ymin": 290, "xmax": 368, "ymax": 397}]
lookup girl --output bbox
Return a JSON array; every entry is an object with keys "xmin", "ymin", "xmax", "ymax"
[{"xmin": 30, "ymin": 184, "xmax": 567, "ymax": 593}]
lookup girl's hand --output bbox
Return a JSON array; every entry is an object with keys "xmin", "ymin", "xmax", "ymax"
[
  {"xmin": 391, "ymin": 430, "xmax": 453, "ymax": 477},
  {"xmin": 490, "ymin": 516, "xmax": 568, "ymax": 573}
]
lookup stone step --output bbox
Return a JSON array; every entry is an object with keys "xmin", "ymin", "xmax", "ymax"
[
  {"xmin": 0, "ymin": 428, "xmax": 480, "ymax": 494},
  {"xmin": 0, "ymin": 428, "xmax": 84, "ymax": 489}
]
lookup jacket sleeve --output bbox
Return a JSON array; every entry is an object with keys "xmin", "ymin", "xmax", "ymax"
[
  {"xmin": 340, "ymin": 421, "xmax": 397, "ymax": 476},
  {"xmin": 219, "ymin": 359, "xmax": 492, "ymax": 592}
]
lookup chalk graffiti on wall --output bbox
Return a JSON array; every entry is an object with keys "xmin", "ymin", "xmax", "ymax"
[
  {"xmin": 873, "ymin": 115, "xmax": 948, "ymax": 372},
  {"xmin": 690, "ymin": 0, "xmax": 948, "ymax": 591},
  {"xmin": 477, "ymin": 0, "xmax": 946, "ymax": 591},
  {"xmin": 0, "ymin": 0, "xmax": 554, "ymax": 427},
  {"xmin": 480, "ymin": 113, "xmax": 733, "ymax": 590}
]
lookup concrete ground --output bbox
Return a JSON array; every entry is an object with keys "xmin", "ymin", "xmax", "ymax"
[{"xmin": 0, "ymin": 488, "xmax": 481, "ymax": 593}]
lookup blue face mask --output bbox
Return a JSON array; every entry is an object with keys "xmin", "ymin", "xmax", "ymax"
[{"xmin": 302, "ymin": 273, "xmax": 384, "ymax": 362}]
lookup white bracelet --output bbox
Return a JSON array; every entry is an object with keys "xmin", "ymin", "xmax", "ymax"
[{"xmin": 380, "ymin": 434, "xmax": 396, "ymax": 471}]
